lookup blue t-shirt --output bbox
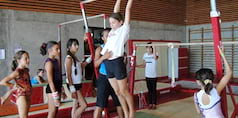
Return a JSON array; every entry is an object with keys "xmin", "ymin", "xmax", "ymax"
[
  {"xmin": 99, "ymin": 44, "xmax": 107, "ymax": 75},
  {"xmin": 99, "ymin": 63, "xmax": 107, "ymax": 75},
  {"xmin": 31, "ymin": 76, "xmax": 39, "ymax": 85}
]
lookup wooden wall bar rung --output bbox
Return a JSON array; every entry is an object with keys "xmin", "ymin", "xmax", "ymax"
[{"xmin": 189, "ymin": 26, "xmax": 238, "ymax": 83}]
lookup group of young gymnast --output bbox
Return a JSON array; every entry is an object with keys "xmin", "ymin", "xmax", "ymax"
[
  {"xmin": 0, "ymin": 0, "xmax": 134, "ymax": 118},
  {"xmin": 0, "ymin": 0, "xmax": 233, "ymax": 118}
]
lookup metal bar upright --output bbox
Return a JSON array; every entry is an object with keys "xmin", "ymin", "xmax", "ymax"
[{"xmin": 210, "ymin": 0, "xmax": 228, "ymax": 117}]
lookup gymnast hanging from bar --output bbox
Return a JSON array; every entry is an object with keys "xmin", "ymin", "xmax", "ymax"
[{"xmin": 100, "ymin": 0, "xmax": 134, "ymax": 118}]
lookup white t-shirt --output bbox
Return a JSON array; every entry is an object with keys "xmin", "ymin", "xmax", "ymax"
[
  {"xmin": 65, "ymin": 55, "xmax": 83, "ymax": 84},
  {"xmin": 101, "ymin": 24, "xmax": 130, "ymax": 60},
  {"xmin": 143, "ymin": 53, "xmax": 158, "ymax": 78}
]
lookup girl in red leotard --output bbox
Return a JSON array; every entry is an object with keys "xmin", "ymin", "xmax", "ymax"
[{"xmin": 0, "ymin": 50, "xmax": 32, "ymax": 118}]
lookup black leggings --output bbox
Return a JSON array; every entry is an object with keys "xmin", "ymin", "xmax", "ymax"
[{"xmin": 146, "ymin": 77, "xmax": 157, "ymax": 104}]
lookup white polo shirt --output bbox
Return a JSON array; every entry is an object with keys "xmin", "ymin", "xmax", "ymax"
[
  {"xmin": 143, "ymin": 53, "xmax": 158, "ymax": 78},
  {"xmin": 101, "ymin": 24, "xmax": 130, "ymax": 60}
]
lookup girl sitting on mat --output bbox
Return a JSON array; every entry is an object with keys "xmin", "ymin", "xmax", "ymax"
[
  {"xmin": 40, "ymin": 41, "xmax": 66, "ymax": 118},
  {"xmin": 65, "ymin": 38, "xmax": 92, "ymax": 118},
  {"xmin": 100, "ymin": 0, "xmax": 134, "ymax": 117},
  {"xmin": 137, "ymin": 42, "xmax": 159, "ymax": 110},
  {"xmin": 31, "ymin": 69, "xmax": 46, "ymax": 85},
  {"xmin": 194, "ymin": 46, "xmax": 232, "ymax": 118},
  {"xmin": 0, "ymin": 50, "xmax": 32, "ymax": 118}
]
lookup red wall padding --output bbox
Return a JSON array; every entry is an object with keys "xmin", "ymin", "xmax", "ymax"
[{"xmin": 179, "ymin": 48, "xmax": 189, "ymax": 78}]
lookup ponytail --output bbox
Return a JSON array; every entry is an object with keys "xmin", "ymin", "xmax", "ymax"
[
  {"xmin": 204, "ymin": 83, "xmax": 213, "ymax": 95},
  {"xmin": 11, "ymin": 59, "xmax": 18, "ymax": 71},
  {"xmin": 67, "ymin": 50, "xmax": 78, "ymax": 75}
]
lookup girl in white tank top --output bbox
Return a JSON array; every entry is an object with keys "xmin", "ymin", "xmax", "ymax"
[
  {"xmin": 194, "ymin": 46, "xmax": 232, "ymax": 118},
  {"xmin": 65, "ymin": 55, "xmax": 82, "ymax": 84},
  {"xmin": 65, "ymin": 39, "xmax": 92, "ymax": 118}
]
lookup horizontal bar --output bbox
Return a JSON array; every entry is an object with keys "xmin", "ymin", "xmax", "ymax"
[
  {"xmin": 80, "ymin": 0, "xmax": 96, "ymax": 4},
  {"xmin": 190, "ymin": 27, "xmax": 238, "ymax": 33},
  {"xmin": 135, "ymin": 41, "xmax": 238, "ymax": 47},
  {"xmin": 59, "ymin": 14, "xmax": 105, "ymax": 26}
]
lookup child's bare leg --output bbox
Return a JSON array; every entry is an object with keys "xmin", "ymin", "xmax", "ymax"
[
  {"xmin": 109, "ymin": 78, "xmax": 129, "ymax": 118},
  {"xmin": 73, "ymin": 90, "xmax": 87, "ymax": 118},
  {"xmin": 0, "ymin": 97, "xmax": 4, "ymax": 105},
  {"xmin": 47, "ymin": 94, "xmax": 59, "ymax": 118},
  {"xmin": 16, "ymin": 96, "xmax": 29, "ymax": 118},
  {"xmin": 1, "ymin": 89, "xmax": 14, "ymax": 105},
  {"xmin": 118, "ymin": 78, "xmax": 135, "ymax": 118},
  {"xmin": 71, "ymin": 99, "xmax": 79, "ymax": 117}
]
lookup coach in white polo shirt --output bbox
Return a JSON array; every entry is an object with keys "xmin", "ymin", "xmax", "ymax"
[{"xmin": 137, "ymin": 42, "xmax": 159, "ymax": 110}]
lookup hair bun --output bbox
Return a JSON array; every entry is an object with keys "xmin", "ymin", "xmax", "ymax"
[
  {"xmin": 41, "ymin": 43, "xmax": 47, "ymax": 49},
  {"xmin": 40, "ymin": 42, "xmax": 47, "ymax": 56}
]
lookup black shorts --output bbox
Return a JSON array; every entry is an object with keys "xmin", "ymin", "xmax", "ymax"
[
  {"xmin": 96, "ymin": 74, "xmax": 121, "ymax": 108},
  {"xmin": 104, "ymin": 57, "xmax": 127, "ymax": 80},
  {"xmin": 66, "ymin": 84, "xmax": 82, "ymax": 91},
  {"xmin": 46, "ymin": 84, "xmax": 62, "ymax": 94}
]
